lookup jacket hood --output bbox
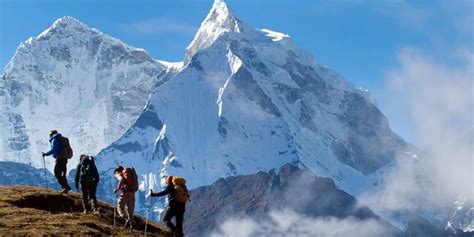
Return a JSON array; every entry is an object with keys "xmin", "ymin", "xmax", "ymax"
[{"xmin": 49, "ymin": 133, "xmax": 62, "ymax": 141}]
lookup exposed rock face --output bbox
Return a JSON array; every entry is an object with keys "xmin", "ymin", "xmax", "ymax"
[{"xmin": 184, "ymin": 164, "xmax": 402, "ymax": 237}]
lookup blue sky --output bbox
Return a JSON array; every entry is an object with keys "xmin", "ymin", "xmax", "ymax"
[{"xmin": 1, "ymin": 0, "xmax": 472, "ymax": 143}]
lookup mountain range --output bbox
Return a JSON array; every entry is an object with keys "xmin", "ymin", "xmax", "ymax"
[{"xmin": 1, "ymin": 0, "xmax": 470, "ymax": 236}]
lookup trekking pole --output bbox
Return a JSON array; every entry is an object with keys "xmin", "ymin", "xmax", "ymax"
[
  {"xmin": 42, "ymin": 156, "xmax": 49, "ymax": 190},
  {"xmin": 113, "ymin": 192, "xmax": 117, "ymax": 228},
  {"xmin": 144, "ymin": 189, "xmax": 151, "ymax": 236}
]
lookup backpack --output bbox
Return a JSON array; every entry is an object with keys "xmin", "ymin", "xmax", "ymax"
[
  {"xmin": 80, "ymin": 157, "xmax": 97, "ymax": 182},
  {"xmin": 122, "ymin": 167, "xmax": 139, "ymax": 192},
  {"xmin": 59, "ymin": 136, "xmax": 73, "ymax": 159},
  {"xmin": 172, "ymin": 176, "xmax": 190, "ymax": 203}
]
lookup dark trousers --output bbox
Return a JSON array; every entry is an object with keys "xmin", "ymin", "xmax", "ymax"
[
  {"xmin": 162, "ymin": 200, "xmax": 185, "ymax": 232},
  {"xmin": 81, "ymin": 181, "xmax": 98, "ymax": 211},
  {"xmin": 54, "ymin": 159, "xmax": 71, "ymax": 190}
]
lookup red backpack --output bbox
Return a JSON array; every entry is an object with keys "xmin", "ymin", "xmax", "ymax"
[{"xmin": 122, "ymin": 167, "xmax": 138, "ymax": 192}]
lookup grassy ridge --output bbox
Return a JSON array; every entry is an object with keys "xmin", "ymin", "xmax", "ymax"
[{"xmin": 0, "ymin": 186, "xmax": 171, "ymax": 236}]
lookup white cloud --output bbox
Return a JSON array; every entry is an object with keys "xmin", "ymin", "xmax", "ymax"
[
  {"xmin": 210, "ymin": 209, "xmax": 398, "ymax": 237},
  {"xmin": 122, "ymin": 19, "xmax": 197, "ymax": 35},
  {"xmin": 362, "ymin": 47, "xmax": 473, "ymax": 215}
]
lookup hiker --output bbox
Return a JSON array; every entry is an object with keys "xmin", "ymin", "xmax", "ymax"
[
  {"xmin": 113, "ymin": 166, "xmax": 138, "ymax": 231},
  {"xmin": 41, "ymin": 130, "xmax": 73, "ymax": 194},
  {"xmin": 150, "ymin": 176, "xmax": 189, "ymax": 237},
  {"xmin": 74, "ymin": 155, "xmax": 100, "ymax": 214}
]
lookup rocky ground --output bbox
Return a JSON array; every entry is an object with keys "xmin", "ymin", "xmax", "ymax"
[{"xmin": 0, "ymin": 186, "xmax": 171, "ymax": 236}]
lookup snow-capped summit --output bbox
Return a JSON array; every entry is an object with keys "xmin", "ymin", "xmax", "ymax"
[
  {"xmin": 184, "ymin": 0, "xmax": 250, "ymax": 64},
  {"xmin": 38, "ymin": 16, "xmax": 94, "ymax": 37},
  {"xmin": 53, "ymin": 15, "xmax": 87, "ymax": 26},
  {"xmin": 0, "ymin": 16, "xmax": 175, "ymax": 171}
]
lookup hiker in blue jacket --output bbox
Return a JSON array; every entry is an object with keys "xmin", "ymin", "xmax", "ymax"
[{"xmin": 42, "ymin": 130, "xmax": 72, "ymax": 193}]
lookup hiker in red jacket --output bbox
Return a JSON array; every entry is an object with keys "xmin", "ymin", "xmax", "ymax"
[{"xmin": 113, "ymin": 166, "xmax": 137, "ymax": 231}]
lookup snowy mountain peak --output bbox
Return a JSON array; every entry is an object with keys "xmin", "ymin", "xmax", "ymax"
[
  {"xmin": 95, "ymin": 0, "xmax": 412, "ymax": 207},
  {"xmin": 1, "ymin": 15, "xmax": 173, "ymax": 171},
  {"xmin": 184, "ymin": 1, "xmax": 248, "ymax": 64},
  {"xmin": 212, "ymin": 0, "xmax": 227, "ymax": 10},
  {"xmin": 52, "ymin": 16, "xmax": 89, "ymax": 29},
  {"xmin": 37, "ymin": 16, "xmax": 96, "ymax": 39},
  {"xmin": 183, "ymin": 1, "xmax": 316, "ymax": 70}
]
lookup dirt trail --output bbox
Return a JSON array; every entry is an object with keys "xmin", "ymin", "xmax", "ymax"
[{"xmin": 0, "ymin": 186, "xmax": 171, "ymax": 236}]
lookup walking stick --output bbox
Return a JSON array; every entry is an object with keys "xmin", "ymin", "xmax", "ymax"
[
  {"xmin": 42, "ymin": 156, "xmax": 49, "ymax": 190},
  {"xmin": 144, "ymin": 189, "xmax": 151, "ymax": 236},
  {"xmin": 113, "ymin": 192, "xmax": 117, "ymax": 228}
]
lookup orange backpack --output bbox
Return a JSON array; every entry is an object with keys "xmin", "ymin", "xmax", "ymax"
[{"xmin": 172, "ymin": 176, "xmax": 190, "ymax": 203}]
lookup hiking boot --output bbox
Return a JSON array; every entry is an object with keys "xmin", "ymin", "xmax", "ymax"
[
  {"xmin": 83, "ymin": 210, "xmax": 88, "ymax": 214},
  {"xmin": 92, "ymin": 208, "xmax": 100, "ymax": 215}
]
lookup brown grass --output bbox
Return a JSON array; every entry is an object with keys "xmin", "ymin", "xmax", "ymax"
[{"xmin": 0, "ymin": 186, "xmax": 172, "ymax": 236}]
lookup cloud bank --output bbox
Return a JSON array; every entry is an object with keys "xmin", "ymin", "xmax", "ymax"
[
  {"xmin": 210, "ymin": 209, "xmax": 398, "ymax": 237},
  {"xmin": 363, "ymin": 47, "xmax": 473, "ymax": 218}
]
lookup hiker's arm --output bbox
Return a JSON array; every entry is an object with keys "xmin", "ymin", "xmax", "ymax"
[
  {"xmin": 93, "ymin": 164, "xmax": 100, "ymax": 183},
  {"xmin": 44, "ymin": 138, "xmax": 60, "ymax": 156},
  {"xmin": 114, "ymin": 178, "xmax": 123, "ymax": 193},
  {"xmin": 90, "ymin": 157, "xmax": 100, "ymax": 183},
  {"xmin": 74, "ymin": 164, "xmax": 81, "ymax": 190},
  {"xmin": 151, "ymin": 184, "xmax": 172, "ymax": 197}
]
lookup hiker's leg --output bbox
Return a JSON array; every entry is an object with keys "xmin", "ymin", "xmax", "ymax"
[
  {"xmin": 127, "ymin": 192, "xmax": 135, "ymax": 224},
  {"xmin": 55, "ymin": 159, "xmax": 70, "ymax": 190},
  {"xmin": 86, "ymin": 181, "xmax": 94, "ymax": 210},
  {"xmin": 81, "ymin": 182, "xmax": 90, "ymax": 212},
  {"xmin": 175, "ymin": 204, "xmax": 185, "ymax": 231},
  {"xmin": 117, "ymin": 194, "xmax": 127, "ymax": 218},
  {"xmin": 161, "ymin": 205, "xmax": 176, "ymax": 230},
  {"xmin": 90, "ymin": 181, "xmax": 98, "ymax": 211},
  {"xmin": 61, "ymin": 160, "xmax": 71, "ymax": 190},
  {"xmin": 54, "ymin": 160, "xmax": 65, "ymax": 188}
]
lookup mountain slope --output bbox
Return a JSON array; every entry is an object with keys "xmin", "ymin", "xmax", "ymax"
[
  {"xmin": 95, "ymin": 0, "xmax": 414, "ymax": 208},
  {"xmin": 0, "ymin": 16, "xmax": 176, "ymax": 171},
  {"xmin": 185, "ymin": 164, "xmax": 404, "ymax": 237},
  {"xmin": 0, "ymin": 186, "xmax": 170, "ymax": 236},
  {"xmin": 0, "ymin": 161, "xmax": 58, "ymax": 188}
]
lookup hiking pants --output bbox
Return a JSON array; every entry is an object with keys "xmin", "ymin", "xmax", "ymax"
[
  {"xmin": 117, "ymin": 192, "xmax": 135, "ymax": 221},
  {"xmin": 81, "ymin": 180, "xmax": 98, "ymax": 211},
  {"xmin": 54, "ymin": 158, "xmax": 71, "ymax": 190},
  {"xmin": 162, "ymin": 200, "xmax": 185, "ymax": 231}
]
